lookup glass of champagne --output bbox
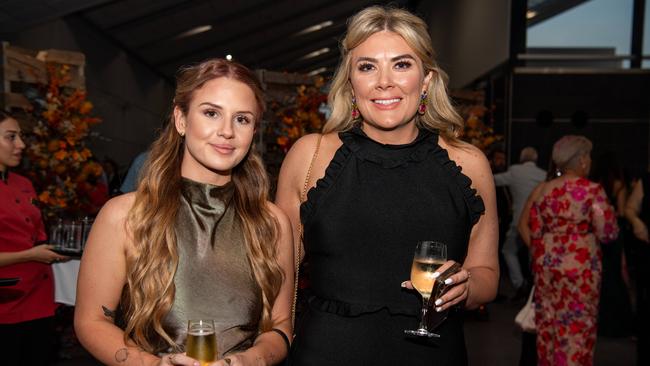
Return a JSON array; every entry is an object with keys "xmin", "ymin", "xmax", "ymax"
[
  {"xmin": 186, "ymin": 319, "xmax": 217, "ymax": 366},
  {"xmin": 404, "ymin": 241, "xmax": 447, "ymax": 338}
]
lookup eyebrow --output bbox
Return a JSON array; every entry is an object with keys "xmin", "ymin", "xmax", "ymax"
[
  {"xmin": 2, "ymin": 129, "xmax": 20, "ymax": 134},
  {"xmin": 355, "ymin": 54, "xmax": 416, "ymax": 63},
  {"xmin": 198, "ymin": 102, "xmax": 255, "ymax": 116}
]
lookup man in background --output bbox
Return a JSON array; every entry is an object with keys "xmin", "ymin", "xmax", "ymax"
[{"xmin": 494, "ymin": 147, "xmax": 546, "ymax": 300}]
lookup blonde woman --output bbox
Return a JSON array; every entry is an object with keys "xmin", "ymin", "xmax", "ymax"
[
  {"xmin": 275, "ymin": 6, "xmax": 498, "ymax": 364},
  {"xmin": 75, "ymin": 59, "xmax": 294, "ymax": 366}
]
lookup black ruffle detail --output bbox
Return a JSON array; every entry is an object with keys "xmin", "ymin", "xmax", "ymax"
[
  {"xmin": 299, "ymin": 137, "xmax": 354, "ymax": 227},
  {"xmin": 342, "ymin": 126, "xmax": 433, "ymax": 169},
  {"xmin": 428, "ymin": 135, "xmax": 486, "ymax": 226},
  {"xmin": 308, "ymin": 296, "xmax": 418, "ymax": 317}
]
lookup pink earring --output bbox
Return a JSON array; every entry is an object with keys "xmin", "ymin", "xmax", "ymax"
[
  {"xmin": 418, "ymin": 92, "xmax": 427, "ymax": 115},
  {"xmin": 351, "ymin": 96, "xmax": 360, "ymax": 119}
]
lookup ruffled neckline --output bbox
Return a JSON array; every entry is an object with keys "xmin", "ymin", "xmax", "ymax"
[
  {"xmin": 301, "ymin": 127, "xmax": 486, "ymax": 228},
  {"xmin": 341, "ymin": 125, "xmax": 433, "ymax": 168}
]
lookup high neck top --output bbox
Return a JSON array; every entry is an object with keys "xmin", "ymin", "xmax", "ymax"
[
  {"xmin": 162, "ymin": 177, "xmax": 262, "ymax": 357},
  {"xmin": 300, "ymin": 127, "xmax": 485, "ymax": 316}
]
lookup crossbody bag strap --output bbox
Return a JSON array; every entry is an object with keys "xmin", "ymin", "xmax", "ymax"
[{"xmin": 291, "ymin": 134, "xmax": 323, "ymax": 326}]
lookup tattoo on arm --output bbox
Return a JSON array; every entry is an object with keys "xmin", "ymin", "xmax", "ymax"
[
  {"xmin": 115, "ymin": 348, "xmax": 129, "ymax": 363},
  {"xmin": 102, "ymin": 305, "xmax": 116, "ymax": 319}
]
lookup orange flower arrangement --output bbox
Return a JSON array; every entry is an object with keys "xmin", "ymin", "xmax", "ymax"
[
  {"xmin": 458, "ymin": 101, "xmax": 503, "ymax": 152},
  {"xmin": 268, "ymin": 77, "xmax": 328, "ymax": 153},
  {"xmin": 22, "ymin": 63, "xmax": 104, "ymax": 218}
]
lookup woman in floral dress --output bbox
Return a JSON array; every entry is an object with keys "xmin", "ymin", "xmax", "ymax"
[{"xmin": 519, "ymin": 135, "xmax": 619, "ymax": 365}]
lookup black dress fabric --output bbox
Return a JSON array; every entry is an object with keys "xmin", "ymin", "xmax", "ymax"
[{"xmin": 290, "ymin": 127, "xmax": 484, "ymax": 365}]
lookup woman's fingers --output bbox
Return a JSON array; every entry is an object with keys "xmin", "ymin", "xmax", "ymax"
[
  {"xmin": 433, "ymin": 268, "xmax": 471, "ymax": 311},
  {"xmin": 162, "ymin": 353, "xmax": 199, "ymax": 366}
]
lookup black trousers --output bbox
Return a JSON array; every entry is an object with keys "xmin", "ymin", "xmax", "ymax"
[{"xmin": 0, "ymin": 316, "xmax": 57, "ymax": 365}]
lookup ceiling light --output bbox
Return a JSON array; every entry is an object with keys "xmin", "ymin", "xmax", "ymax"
[
  {"xmin": 225, "ymin": 54, "xmax": 233, "ymax": 61},
  {"xmin": 526, "ymin": 10, "xmax": 537, "ymax": 19},
  {"xmin": 307, "ymin": 67, "xmax": 327, "ymax": 76},
  {"xmin": 301, "ymin": 47, "xmax": 330, "ymax": 60},
  {"xmin": 174, "ymin": 25, "xmax": 212, "ymax": 40},
  {"xmin": 295, "ymin": 20, "xmax": 333, "ymax": 36}
]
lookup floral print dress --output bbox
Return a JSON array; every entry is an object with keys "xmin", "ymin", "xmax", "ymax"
[{"xmin": 529, "ymin": 177, "xmax": 618, "ymax": 366}]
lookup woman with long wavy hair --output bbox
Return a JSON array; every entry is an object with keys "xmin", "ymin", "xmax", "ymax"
[
  {"xmin": 75, "ymin": 59, "xmax": 294, "ymax": 366},
  {"xmin": 275, "ymin": 6, "xmax": 498, "ymax": 365}
]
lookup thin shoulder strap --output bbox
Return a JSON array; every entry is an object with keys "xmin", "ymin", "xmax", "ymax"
[
  {"xmin": 300, "ymin": 134, "xmax": 323, "ymax": 203},
  {"xmin": 291, "ymin": 134, "xmax": 323, "ymax": 326}
]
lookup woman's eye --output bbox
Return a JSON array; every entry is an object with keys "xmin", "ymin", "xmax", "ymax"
[
  {"xmin": 204, "ymin": 109, "xmax": 220, "ymax": 118},
  {"xmin": 235, "ymin": 115, "xmax": 251, "ymax": 124},
  {"xmin": 395, "ymin": 60, "xmax": 412, "ymax": 69},
  {"xmin": 357, "ymin": 63, "xmax": 374, "ymax": 72}
]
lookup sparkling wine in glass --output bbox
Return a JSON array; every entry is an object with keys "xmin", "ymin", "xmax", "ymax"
[
  {"xmin": 186, "ymin": 319, "xmax": 217, "ymax": 366},
  {"xmin": 404, "ymin": 241, "xmax": 447, "ymax": 338}
]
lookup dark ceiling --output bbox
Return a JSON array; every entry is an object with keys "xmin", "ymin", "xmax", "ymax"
[{"xmin": 1, "ymin": 0, "xmax": 582, "ymax": 83}]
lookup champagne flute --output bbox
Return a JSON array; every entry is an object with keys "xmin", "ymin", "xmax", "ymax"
[
  {"xmin": 186, "ymin": 319, "xmax": 217, "ymax": 366},
  {"xmin": 404, "ymin": 241, "xmax": 447, "ymax": 338}
]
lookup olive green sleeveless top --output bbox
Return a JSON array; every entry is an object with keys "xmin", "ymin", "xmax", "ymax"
[{"xmin": 162, "ymin": 177, "xmax": 262, "ymax": 357}]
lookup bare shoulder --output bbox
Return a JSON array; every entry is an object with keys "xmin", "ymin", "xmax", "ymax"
[
  {"xmin": 266, "ymin": 201, "xmax": 291, "ymax": 228},
  {"xmin": 439, "ymin": 138, "xmax": 491, "ymax": 183},
  {"xmin": 96, "ymin": 193, "xmax": 135, "ymax": 223},
  {"xmin": 91, "ymin": 193, "xmax": 136, "ymax": 245}
]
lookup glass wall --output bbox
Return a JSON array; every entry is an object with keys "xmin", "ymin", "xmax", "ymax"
[
  {"xmin": 641, "ymin": 1, "xmax": 650, "ymax": 69},
  {"xmin": 527, "ymin": 0, "xmax": 634, "ymax": 68}
]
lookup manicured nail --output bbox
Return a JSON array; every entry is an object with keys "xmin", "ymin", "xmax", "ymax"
[
  {"xmin": 432, "ymin": 272, "xmax": 440, "ymax": 279},
  {"xmin": 434, "ymin": 299, "xmax": 442, "ymax": 306},
  {"xmin": 444, "ymin": 278, "xmax": 453, "ymax": 285},
  {"xmin": 401, "ymin": 281, "xmax": 407, "ymax": 287},
  {"xmin": 436, "ymin": 307, "xmax": 442, "ymax": 312}
]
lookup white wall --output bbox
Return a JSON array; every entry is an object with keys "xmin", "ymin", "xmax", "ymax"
[
  {"xmin": 6, "ymin": 15, "xmax": 173, "ymax": 169},
  {"xmin": 421, "ymin": 0, "xmax": 511, "ymax": 89}
]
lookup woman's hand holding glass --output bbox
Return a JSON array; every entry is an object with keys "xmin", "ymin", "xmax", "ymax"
[{"xmin": 402, "ymin": 259, "xmax": 472, "ymax": 313}]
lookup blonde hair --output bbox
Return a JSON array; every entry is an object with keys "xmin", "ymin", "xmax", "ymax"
[
  {"xmin": 122, "ymin": 59, "xmax": 282, "ymax": 352},
  {"xmin": 552, "ymin": 135, "xmax": 593, "ymax": 173},
  {"xmin": 323, "ymin": 6, "xmax": 463, "ymax": 141}
]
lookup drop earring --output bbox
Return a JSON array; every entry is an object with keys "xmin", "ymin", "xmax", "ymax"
[
  {"xmin": 418, "ymin": 92, "xmax": 427, "ymax": 115},
  {"xmin": 351, "ymin": 96, "xmax": 360, "ymax": 119}
]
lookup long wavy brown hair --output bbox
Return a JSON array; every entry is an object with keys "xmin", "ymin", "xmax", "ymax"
[{"xmin": 122, "ymin": 59, "xmax": 283, "ymax": 352}]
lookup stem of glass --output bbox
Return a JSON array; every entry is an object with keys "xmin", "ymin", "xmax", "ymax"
[{"xmin": 419, "ymin": 296, "xmax": 430, "ymax": 330}]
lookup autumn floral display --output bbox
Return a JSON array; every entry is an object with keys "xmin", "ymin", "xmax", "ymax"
[
  {"xmin": 22, "ymin": 63, "xmax": 104, "ymax": 218},
  {"xmin": 458, "ymin": 103, "xmax": 502, "ymax": 153},
  {"xmin": 268, "ymin": 77, "xmax": 328, "ymax": 153}
]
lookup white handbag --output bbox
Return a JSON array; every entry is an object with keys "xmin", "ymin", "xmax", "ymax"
[{"xmin": 514, "ymin": 287, "xmax": 536, "ymax": 333}]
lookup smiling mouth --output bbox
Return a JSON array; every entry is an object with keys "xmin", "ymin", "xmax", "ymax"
[
  {"xmin": 372, "ymin": 98, "xmax": 402, "ymax": 105},
  {"xmin": 210, "ymin": 144, "xmax": 235, "ymax": 154}
]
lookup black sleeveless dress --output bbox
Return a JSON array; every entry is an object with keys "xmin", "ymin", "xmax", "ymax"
[{"xmin": 290, "ymin": 127, "xmax": 485, "ymax": 365}]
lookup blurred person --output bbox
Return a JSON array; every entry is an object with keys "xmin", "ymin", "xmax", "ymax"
[
  {"xmin": 119, "ymin": 151, "xmax": 149, "ymax": 193},
  {"xmin": 519, "ymin": 135, "xmax": 618, "ymax": 365},
  {"xmin": 74, "ymin": 59, "xmax": 294, "ymax": 366},
  {"xmin": 494, "ymin": 147, "xmax": 545, "ymax": 300},
  {"xmin": 0, "ymin": 111, "xmax": 69, "ymax": 365},
  {"xmin": 591, "ymin": 151, "xmax": 632, "ymax": 337},
  {"xmin": 101, "ymin": 157, "xmax": 122, "ymax": 197},
  {"xmin": 625, "ymin": 169, "xmax": 649, "ymax": 366},
  {"xmin": 275, "ymin": 6, "xmax": 498, "ymax": 364}
]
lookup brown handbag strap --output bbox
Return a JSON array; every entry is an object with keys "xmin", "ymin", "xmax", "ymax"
[{"xmin": 291, "ymin": 134, "xmax": 322, "ymax": 325}]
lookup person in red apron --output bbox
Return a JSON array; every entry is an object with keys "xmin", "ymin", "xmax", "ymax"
[{"xmin": 0, "ymin": 111, "xmax": 68, "ymax": 365}]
